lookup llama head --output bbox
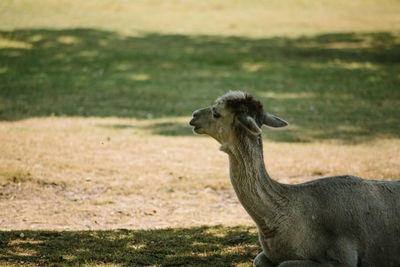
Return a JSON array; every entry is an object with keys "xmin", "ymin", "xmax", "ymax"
[{"xmin": 189, "ymin": 91, "xmax": 288, "ymax": 145}]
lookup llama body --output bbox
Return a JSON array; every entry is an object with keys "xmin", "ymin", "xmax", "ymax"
[{"xmin": 190, "ymin": 91, "xmax": 400, "ymax": 266}]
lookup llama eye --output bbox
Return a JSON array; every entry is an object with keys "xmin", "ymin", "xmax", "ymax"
[{"xmin": 212, "ymin": 111, "xmax": 221, "ymax": 119}]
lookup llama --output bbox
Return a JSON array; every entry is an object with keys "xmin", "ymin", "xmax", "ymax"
[{"xmin": 189, "ymin": 91, "xmax": 400, "ymax": 266}]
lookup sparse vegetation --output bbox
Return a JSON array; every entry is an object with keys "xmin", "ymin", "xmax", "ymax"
[{"xmin": 0, "ymin": 0, "xmax": 399, "ymax": 265}]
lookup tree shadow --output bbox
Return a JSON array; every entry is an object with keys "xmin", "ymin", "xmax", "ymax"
[
  {"xmin": 1, "ymin": 28, "xmax": 399, "ymax": 142},
  {"xmin": 98, "ymin": 121, "xmax": 194, "ymax": 136},
  {"xmin": 142, "ymin": 121, "xmax": 194, "ymax": 136},
  {"xmin": 0, "ymin": 225, "xmax": 258, "ymax": 266}
]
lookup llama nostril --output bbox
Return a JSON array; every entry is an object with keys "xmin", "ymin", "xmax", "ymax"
[
  {"xmin": 189, "ymin": 117, "xmax": 197, "ymax": 126},
  {"xmin": 190, "ymin": 110, "xmax": 201, "ymax": 126}
]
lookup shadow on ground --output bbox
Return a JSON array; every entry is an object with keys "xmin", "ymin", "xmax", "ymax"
[
  {"xmin": 1, "ymin": 28, "xmax": 399, "ymax": 142},
  {"xmin": 0, "ymin": 225, "xmax": 258, "ymax": 266},
  {"xmin": 100, "ymin": 121, "xmax": 194, "ymax": 136}
]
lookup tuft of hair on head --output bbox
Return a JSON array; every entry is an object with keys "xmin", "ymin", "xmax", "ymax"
[
  {"xmin": 216, "ymin": 91, "xmax": 247, "ymax": 105},
  {"xmin": 217, "ymin": 91, "xmax": 264, "ymax": 117}
]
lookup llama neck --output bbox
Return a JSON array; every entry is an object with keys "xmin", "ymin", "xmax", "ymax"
[{"xmin": 222, "ymin": 134, "xmax": 287, "ymax": 236}]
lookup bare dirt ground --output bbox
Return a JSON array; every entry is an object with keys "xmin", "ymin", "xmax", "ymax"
[{"xmin": 1, "ymin": 117, "xmax": 399, "ymax": 231}]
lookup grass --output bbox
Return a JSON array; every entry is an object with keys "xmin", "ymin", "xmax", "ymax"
[
  {"xmin": 1, "ymin": 29, "xmax": 400, "ymax": 142},
  {"xmin": 1, "ymin": 118, "xmax": 399, "ymax": 266},
  {"xmin": 1, "ymin": 0, "xmax": 400, "ymax": 265},
  {"xmin": 0, "ymin": 226, "xmax": 258, "ymax": 266}
]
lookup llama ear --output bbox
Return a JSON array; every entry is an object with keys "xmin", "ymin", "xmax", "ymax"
[
  {"xmin": 236, "ymin": 114, "xmax": 262, "ymax": 135},
  {"xmin": 263, "ymin": 112, "xmax": 288, "ymax": 128}
]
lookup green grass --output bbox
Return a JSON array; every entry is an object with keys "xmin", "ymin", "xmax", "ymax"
[
  {"xmin": 1, "ymin": 29, "xmax": 399, "ymax": 142},
  {"xmin": 0, "ymin": 226, "xmax": 258, "ymax": 266},
  {"xmin": 1, "ymin": 0, "xmax": 400, "ymax": 144}
]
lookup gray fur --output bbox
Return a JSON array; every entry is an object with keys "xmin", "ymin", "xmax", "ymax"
[{"xmin": 190, "ymin": 91, "xmax": 400, "ymax": 267}]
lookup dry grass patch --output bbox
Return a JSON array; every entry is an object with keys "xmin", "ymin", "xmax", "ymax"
[
  {"xmin": 1, "ymin": 0, "xmax": 400, "ymax": 37},
  {"xmin": 1, "ymin": 117, "xmax": 399, "ymax": 231}
]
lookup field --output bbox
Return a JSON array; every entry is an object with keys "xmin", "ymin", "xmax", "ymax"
[{"xmin": 1, "ymin": 0, "xmax": 400, "ymax": 265}]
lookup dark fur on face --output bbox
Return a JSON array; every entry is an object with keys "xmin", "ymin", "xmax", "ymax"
[{"xmin": 225, "ymin": 93, "xmax": 264, "ymax": 123}]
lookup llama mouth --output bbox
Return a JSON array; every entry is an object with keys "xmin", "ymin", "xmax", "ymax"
[
  {"xmin": 189, "ymin": 118, "xmax": 204, "ymax": 134},
  {"xmin": 192, "ymin": 126, "xmax": 202, "ymax": 133},
  {"xmin": 190, "ymin": 124, "xmax": 203, "ymax": 134}
]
